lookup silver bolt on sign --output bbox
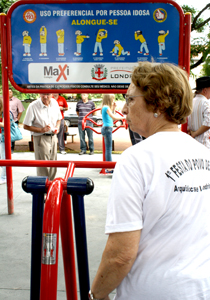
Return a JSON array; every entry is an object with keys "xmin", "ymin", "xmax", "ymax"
[{"xmin": 42, "ymin": 233, "xmax": 57, "ymax": 265}]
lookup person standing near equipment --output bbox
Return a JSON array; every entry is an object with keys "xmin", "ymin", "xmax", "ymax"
[
  {"xmin": 23, "ymin": 93, "xmax": 61, "ymax": 180},
  {"xmin": 53, "ymin": 93, "xmax": 68, "ymax": 155},
  {"xmin": 101, "ymin": 94, "xmax": 124, "ymax": 174},
  {"xmin": 188, "ymin": 76, "xmax": 210, "ymax": 148},
  {"xmin": 76, "ymin": 94, "xmax": 95, "ymax": 155},
  {"xmin": 9, "ymin": 88, "xmax": 25, "ymax": 152},
  {"xmin": 89, "ymin": 62, "xmax": 210, "ymax": 300}
]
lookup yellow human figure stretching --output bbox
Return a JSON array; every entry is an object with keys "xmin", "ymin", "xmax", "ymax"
[
  {"xmin": 22, "ymin": 31, "xmax": 32, "ymax": 56},
  {"xmin": 134, "ymin": 30, "xmax": 149, "ymax": 55},
  {"xmin": 74, "ymin": 30, "xmax": 89, "ymax": 56},
  {"xmin": 110, "ymin": 40, "xmax": 130, "ymax": 57},
  {"xmin": 56, "ymin": 29, "xmax": 65, "ymax": 56},
  {"xmin": 158, "ymin": 30, "xmax": 169, "ymax": 56},
  {"xmin": 39, "ymin": 26, "xmax": 47, "ymax": 56},
  {"xmin": 93, "ymin": 29, "xmax": 108, "ymax": 56}
]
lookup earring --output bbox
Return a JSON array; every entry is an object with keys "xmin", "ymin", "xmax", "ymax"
[{"xmin": 154, "ymin": 113, "xmax": 158, "ymax": 118}]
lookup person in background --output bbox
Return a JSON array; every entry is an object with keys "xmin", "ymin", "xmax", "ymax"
[
  {"xmin": 187, "ymin": 76, "xmax": 210, "ymax": 148},
  {"xmin": 53, "ymin": 93, "xmax": 68, "ymax": 155},
  {"xmin": 0, "ymin": 96, "xmax": 14, "ymax": 184},
  {"xmin": 101, "ymin": 94, "xmax": 124, "ymax": 174},
  {"xmin": 89, "ymin": 62, "xmax": 210, "ymax": 300},
  {"xmin": 9, "ymin": 88, "xmax": 25, "ymax": 152},
  {"xmin": 129, "ymin": 127, "xmax": 145, "ymax": 145},
  {"xmin": 23, "ymin": 93, "xmax": 61, "ymax": 180},
  {"xmin": 76, "ymin": 93, "xmax": 95, "ymax": 155},
  {"xmin": 64, "ymin": 120, "xmax": 68, "ymax": 145}
]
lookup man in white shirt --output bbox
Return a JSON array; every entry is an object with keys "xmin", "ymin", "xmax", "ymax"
[
  {"xmin": 188, "ymin": 76, "xmax": 210, "ymax": 148},
  {"xmin": 23, "ymin": 93, "xmax": 62, "ymax": 180}
]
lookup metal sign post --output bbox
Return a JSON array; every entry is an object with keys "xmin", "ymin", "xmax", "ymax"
[{"xmin": 0, "ymin": 13, "xmax": 14, "ymax": 214}]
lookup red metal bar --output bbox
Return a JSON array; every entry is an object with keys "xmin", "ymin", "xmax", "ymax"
[
  {"xmin": 0, "ymin": 13, "xmax": 14, "ymax": 214},
  {"xmin": 82, "ymin": 107, "xmax": 126, "ymax": 174},
  {"xmin": 60, "ymin": 163, "xmax": 78, "ymax": 300},
  {"xmin": 183, "ymin": 13, "xmax": 191, "ymax": 75},
  {"xmin": 181, "ymin": 12, "xmax": 191, "ymax": 133},
  {"xmin": 82, "ymin": 108, "xmax": 126, "ymax": 133},
  {"xmin": 40, "ymin": 178, "xmax": 64, "ymax": 300},
  {"xmin": 0, "ymin": 160, "xmax": 116, "ymax": 169}
]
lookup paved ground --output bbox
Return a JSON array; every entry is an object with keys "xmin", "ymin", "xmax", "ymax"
[{"xmin": 0, "ymin": 151, "xmax": 124, "ymax": 300}]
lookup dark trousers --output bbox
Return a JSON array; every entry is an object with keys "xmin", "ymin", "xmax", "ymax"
[
  {"xmin": 78, "ymin": 123, "xmax": 94, "ymax": 152},
  {"xmin": 57, "ymin": 119, "xmax": 65, "ymax": 151}
]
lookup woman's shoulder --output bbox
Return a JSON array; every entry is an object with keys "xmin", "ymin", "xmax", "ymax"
[{"xmin": 102, "ymin": 105, "xmax": 109, "ymax": 111}]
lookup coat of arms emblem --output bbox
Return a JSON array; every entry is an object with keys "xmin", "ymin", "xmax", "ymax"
[{"xmin": 91, "ymin": 64, "xmax": 107, "ymax": 81}]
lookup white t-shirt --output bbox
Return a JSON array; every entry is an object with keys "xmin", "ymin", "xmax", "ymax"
[
  {"xmin": 23, "ymin": 98, "xmax": 62, "ymax": 136},
  {"xmin": 106, "ymin": 132, "xmax": 210, "ymax": 300}
]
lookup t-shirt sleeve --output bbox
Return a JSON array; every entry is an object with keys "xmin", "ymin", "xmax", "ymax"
[
  {"xmin": 92, "ymin": 101, "xmax": 96, "ymax": 110},
  {"xmin": 105, "ymin": 151, "xmax": 144, "ymax": 234},
  {"xmin": 63, "ymin": 98, "xmax": 68, "ymax": 109},
  {"xmin": 23, "ymin": 104, "xmax": 34, "ymax": 126},
  {"xmin": 17, "ymin": 100, "xmax": 25, "ymax": 113},
  {"xmin": 76, "ymin": 102, "xmax": 79, "ymax": 112}
]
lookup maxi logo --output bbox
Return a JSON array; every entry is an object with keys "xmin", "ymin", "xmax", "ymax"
[
  {"xmin": 44, "ymin": 64, "xmax": 69, "ymax": 82},
  {"xmin": 56, "ymin": 64, "xmax": 68, "ymax": 82}
]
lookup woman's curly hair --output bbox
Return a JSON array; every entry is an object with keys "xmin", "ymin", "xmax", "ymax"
[{"xmin": 131, "ymin": 62, "xmax": 193, "ymax": 124}]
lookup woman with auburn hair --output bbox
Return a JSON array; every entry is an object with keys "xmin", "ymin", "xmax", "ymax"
[
  {"xmin": 101, "ymin": 94, "xmax": 124, "ymax": 174},
  {"xmin": 89, "ymin": 62, "xmax": 210, "ymax": 300}
]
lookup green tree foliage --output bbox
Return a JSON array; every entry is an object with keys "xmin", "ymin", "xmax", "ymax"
[
  {"xmin": 182, "ymin": 4, "xmax": 210, "ymax": 73},
  {"xmin": 0, "ymin": 0, "xmax": 15, "ymax": 14},
  {"xmin": 201, "ymin": 54, "xmax": 210, "ymax": 76}
]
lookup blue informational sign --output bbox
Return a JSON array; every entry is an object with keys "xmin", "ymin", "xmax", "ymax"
[{"xmin": 8, "ymin": 1, "xmax": 181, "ymax": 90}]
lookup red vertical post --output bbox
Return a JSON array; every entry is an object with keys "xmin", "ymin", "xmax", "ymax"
[
  {"xmin": 181, "ymin": 12, "xmax": 191, "ymax": 133},
  {"xmin": 183, "ymin": 13, "xmax": 191, "ymax": 76},
  {"xmin": 60, "ymin": 163, "xmax": 78, "ymax": 300},
  {"xmin": 40, "ymin": 179, "xmax": 64, "ymax": 300},
  {"xmin": 0, "ymin": 13, "xmax": 14, "ymax": 214}
]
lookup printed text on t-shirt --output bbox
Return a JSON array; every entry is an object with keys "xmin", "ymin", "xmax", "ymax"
[{"xmin": 165, "ymin": 158, "xmax": 210, "ymax": 182}]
